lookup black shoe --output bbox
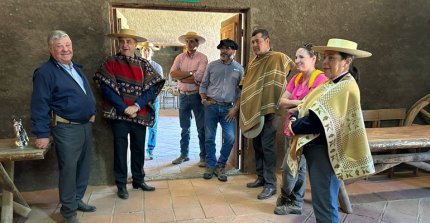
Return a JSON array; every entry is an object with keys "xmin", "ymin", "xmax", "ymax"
[
  {"xmin": 132, "ymin": 182, "xmax": 156, "ymax": 191},
  {"xmin": 77, "ymin": 200, "xmax": 96, "ymax": 212},
  {"xmin": 257, "ymin": 187, "xmax": 277, "ymax": 200},
  {"xmin": 117, "ymin": 186, "xmax": 129, "ymax": 199},
  {"xmin": 246, "ymin": 178, "xmax": 265, "ymax": 188}
]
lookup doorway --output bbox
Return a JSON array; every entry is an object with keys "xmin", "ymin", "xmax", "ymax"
[{"xmin": 111, "ymin": 5, "xmax": 248, "ymax": 180}]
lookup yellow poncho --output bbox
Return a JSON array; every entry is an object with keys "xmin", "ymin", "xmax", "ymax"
[
  {"xmin": 288, "ymin": 74, "xmax": 375, "ymax": 180},
  {"xmin": 239, "ymin": 51, "xmax": 295, "ymax": 132}
]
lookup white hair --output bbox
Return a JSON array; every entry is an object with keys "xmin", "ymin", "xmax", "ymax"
[{"xmin": 47, "ymin": 30, "xmax": 69, "ymax": 47}]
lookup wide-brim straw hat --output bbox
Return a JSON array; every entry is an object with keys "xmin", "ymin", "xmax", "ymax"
[
  {"xmin": 242, "ymin": 116, "xmax": 265, "ymax": 139},
  {"xmin": 312, "ymin": 38, "xmax": 372, "ymax": 58},
  {"xmin": 178, "ymin": 31, "xmax": 206, "ymax": 45},
  {"xmin": 107, "ymin": 29, "xmax": 147, "ymax": 42},
  {"xmin": 137, "ymin": 41, "xmax": 160, "ymax": 51}
]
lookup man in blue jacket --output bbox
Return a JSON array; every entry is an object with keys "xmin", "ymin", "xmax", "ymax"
[{"xmin": 31, "ymin": 30, "xmax": 96, "ymax": 223}]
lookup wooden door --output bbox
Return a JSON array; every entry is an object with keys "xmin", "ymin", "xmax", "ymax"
[
  {"xmin": 220, "ymin": 14, "xmax": 245, "ymax": 170},
  {"xmin": 220, "ymin": 14, "xmax": 242, "ymax": 64}
]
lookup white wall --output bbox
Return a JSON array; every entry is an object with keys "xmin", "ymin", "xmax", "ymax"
[{"xmin": 118, "ymin": 8, "xmax": 236, "ymax": 63}]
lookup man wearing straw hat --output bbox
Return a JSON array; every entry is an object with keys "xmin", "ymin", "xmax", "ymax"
[
  {"xmin": 170, "ymin": 31, "xmax": 208, "ymax": 167},
  {"xmin": 138, "ymin": 41, "xmax": 163, "ymax": 160},
  {"xmin": 94, "ymin": 28, "xmax": 165, "ymax": 200}
]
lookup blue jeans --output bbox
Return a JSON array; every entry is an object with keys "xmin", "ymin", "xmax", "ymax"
[
  {"xmin": 204, "ymin": 104, "xmax": 236, "ymax": 168},
  {"xmin": 280, "ymin": 137, "xmax": 306, "ymax": 207},
  {"xmin": 178, "ymin": 92, "xmax": 205, "ymax": 158},
  {"xmin": 303, "ymin": 144, "xmax": 340, "ymax": 223},
  {"xmin": 146, "ymin": 97, "xmax": 159, "ymax": 154}
]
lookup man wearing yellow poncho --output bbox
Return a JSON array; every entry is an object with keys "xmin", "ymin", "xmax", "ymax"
[
  {"xmin": 287, "ymin": 39, "xmax": 375, "ymax": 223},
  {"xmin": 239, "ymin": 29, "xmax": 295, "ymax": 200}
]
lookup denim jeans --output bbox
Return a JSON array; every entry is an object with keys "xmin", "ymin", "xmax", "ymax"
[
  {"xmin": 178, "ymin": 92, "xmax": 205, "ymax": 158},
  {"xmin": 204, "ymin": 104, "xmax": 236, "ymax": 168},
  {"xmin": 303, "ymin": 144, "xmax": 340, "ymax": 223},
  {"xmin": 146, "ymin": 97, "xmax": 159, "ymax": 154},
  {"xmin": 280, "ymin": 137, "xmax": 306, "ymax": 207}
]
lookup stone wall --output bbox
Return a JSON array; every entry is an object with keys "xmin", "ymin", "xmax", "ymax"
[{"xmin": 1, "ymin": 0, "xmax": 428, "ymax": 190}]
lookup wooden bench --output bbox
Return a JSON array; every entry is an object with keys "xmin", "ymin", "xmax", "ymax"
[
  {"xmin": 0, "ymin": 138, "xmax": 49, "ymax": 223},
  {"xmin": 338, "ymin": 125, "xmax": 430, "ymax": 214}
]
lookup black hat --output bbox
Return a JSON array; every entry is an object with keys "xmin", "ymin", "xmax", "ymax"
[{"xmin": 217, "ymin": 39, "xmax": 238, "ymax": 50}]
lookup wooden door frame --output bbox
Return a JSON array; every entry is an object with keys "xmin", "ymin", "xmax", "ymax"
[{"xmin": 109, "ymin": 3, "xmax": 251, "ymax": 172}]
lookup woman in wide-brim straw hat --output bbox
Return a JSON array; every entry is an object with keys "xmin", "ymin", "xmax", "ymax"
[
  {"xmin": 286, "ymin": 38, "xmax": 375, "ymax": 223},
  {"xmin": 178, "ymin": 31, "xmax": 206, "ymax": 44}
]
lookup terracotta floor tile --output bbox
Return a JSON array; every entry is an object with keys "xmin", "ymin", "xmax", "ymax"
[
  {"xmin": 172, "ymin": 195, "xmax": 200, "ymax": 208},
  {"xmin": 80, "ymin": 214, "xmax": 112, "ymax": 223},
  {"xmin": 144, "ymin": 194, "xmax": 172, "ymax": 210},
  {"xmin": 144, "ymin": 208, "xmax": 175, "ymax": 223},
  {"xmin": 112, "ymin": 212, "xmax": 144, "ymax": 223},
  {"xmin": 201, "ymin": 203, "xmax": 235, "ymax": 218},
  {"xmin": 173, "ymin": 206, "xmax": 206, "ymax": 221},
  {"xmin": 115, "ymin": 191, "xmax": 143, "ymax": 213}
]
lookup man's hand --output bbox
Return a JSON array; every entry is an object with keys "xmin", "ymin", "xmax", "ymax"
[
  {"xmin": 89, "ymin": 115, "xmax": 96, "ymax": 123},
  {"xmin": 225, "ymin": 106, "xmax": 239, "ymax": 122},
  {"xmin": 124, "ymin": 105, "xmax": 139, "ymax": 116},
  {"xmin": 202, "ymin": 99, "xmax": 214, "ymax": 108},
  {"xmin": 35, "ymin": 138, "xmax": 50, "ymax": 149}
]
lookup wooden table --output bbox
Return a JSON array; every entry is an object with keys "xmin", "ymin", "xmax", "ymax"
[
  {"xmin": 339, "ymin": 125, "xmax": 430, "ymax": 214},
  {"xmin": 0, "ymin": 138, "xmax": 49, "ymax": 223}
]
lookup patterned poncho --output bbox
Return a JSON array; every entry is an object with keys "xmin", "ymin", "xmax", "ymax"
[
  {"xmin": 239, "ymin": 51, "xmax": 295, "ymax": 133},
  {"xmin": 287, "ymin": 74, "xmax": 375, "ymax": 180},
  {"xmin": 94, "ymin": 53, "xmax": 165, "ymax": 127}
]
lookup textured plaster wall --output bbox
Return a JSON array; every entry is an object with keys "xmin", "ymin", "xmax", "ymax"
[
  {"xmin": 118, "ymin": 9, "xmax": 236, "ymax": 63},
  {"xmin": 1, "ymin": 0, "xmax": 429, "ymax": 190}
]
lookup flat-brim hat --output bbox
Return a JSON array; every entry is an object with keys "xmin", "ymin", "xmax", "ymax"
[
  {"xmin": 107, "ymin": 29, "xmax": 147, "ymax": 42},
  {"xmin": 178, "ymin": 31, "xmax": 206, "ymax": 45},
  {"xmin": 217, "ymin": 39, "xmax": 239, "ymax": 50},
  {"xmin": 312, "ymin": 38, "xmax": 372, "ymax": 58},
  {"xmin": 137, "ymin": 41, "xmax": 160, "ymax": 51},
  {"xmin": 242, "ymin": 116, "xmax": 265, "ymax": 139}
]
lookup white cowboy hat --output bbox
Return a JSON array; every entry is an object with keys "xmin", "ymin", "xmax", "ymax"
[
  {"xmin": 178, "ymin": 31, "xmax": 206, "ymax": 45},
  {"xmin": 107, "ymin": 29, "xmax": 147, "ymax": 42},
  {"xmin": 312, "ymin": 38, "xmax": 372, "ymax": 58},
  {"xmin": 242, "ymin": 116, "xmax": 265, "ymax": 139},
  {"xmin": 137, "ymin": 41, "xmax": 160, "ymax": 51}
]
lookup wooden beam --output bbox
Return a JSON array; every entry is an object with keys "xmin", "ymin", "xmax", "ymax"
[
  {"xmin": 372, "ymin": 152, "xmax": 430, "ymax": 164},
  {"xmin": 0, "ymin": 199, "xmax": 32, "ymax": 218},
  {"xmin": 405, "ymin": 161, "xmax": 430, "ymax": 172},
  {"xmin": 0, "ymin": 162, "xmax": 29, "ymax": 207},
  {"xmin": 338, "ymin": 181, "xmax": 353, "ymax": 214}
]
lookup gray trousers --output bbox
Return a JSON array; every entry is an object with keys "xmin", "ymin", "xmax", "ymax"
[
  {"xmin": 280, "ymin": 137, "xmax": 306, "ymax": 207},
  {"xmin": 52, "ymin": 122, "xmax": 92, "ymax": 218},
  {"xmin": 252, "ymin": 113, "xmax": 278, "ymax": 188}
]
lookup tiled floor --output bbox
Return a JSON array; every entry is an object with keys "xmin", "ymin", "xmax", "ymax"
[
  {"xmin": 10, "ymin": 108, "xmax": 430, "ymax": 222},
  {"xmin": 16, "ymin": 172, "xmax": 430, "ymax": 222}
]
